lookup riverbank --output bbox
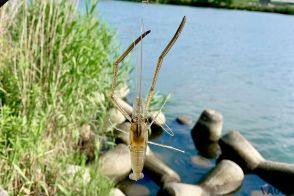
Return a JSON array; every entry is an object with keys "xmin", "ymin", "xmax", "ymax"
[
  {"xmin": 125, "ymin": 0, "xmax": 294, "ymax": 15},
  {"xmin": 0, "ymin": 0, "xmax": 130, "ymax": 194}
]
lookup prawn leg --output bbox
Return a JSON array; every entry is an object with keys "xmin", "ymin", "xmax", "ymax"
[
  {"xmin": 145, "ymin": 16, "xmax": 186, "ymax": 110},
  {"xmin": 111, "ymin": 30, "xmax": 151, "ymax": 122}
]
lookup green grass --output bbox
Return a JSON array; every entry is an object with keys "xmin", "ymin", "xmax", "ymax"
[{"xmin": 0, "ymin": 0, "xmax": 130, "ymax": 195}]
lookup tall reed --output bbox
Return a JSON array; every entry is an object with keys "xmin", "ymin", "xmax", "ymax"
[{"xmin": 0, "ymin": 0, "xmax": 129, "ymax": 194}]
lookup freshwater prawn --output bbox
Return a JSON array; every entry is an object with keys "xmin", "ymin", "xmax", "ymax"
[{"xmin": 110, "ymin": 16, "xmax": 186, "ymax": 181}]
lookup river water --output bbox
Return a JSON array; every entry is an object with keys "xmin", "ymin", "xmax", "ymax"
[{"xmin": 97, "ymin": 1, "xmax": 294, "ymax": 195}]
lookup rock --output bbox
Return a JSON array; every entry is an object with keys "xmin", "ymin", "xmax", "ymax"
[
  {"xmin": 114, "ymin": 122, "xmax": 131, "ymax": 145},
  {"xmin": 114, "ymin": 84, "xmax": 130, "ymax": 99},
  {"xmin": 149, "ymin": 111, "xmax": 166, "ymax": 127},
  {"xmin": 110, "ymin": 188, "xmax": 126, "ymax": 196},
  {"xmin": 109, "ymin": 108, "xmax": 126, "ymax": 124},
  {"xmin": 78, "ymin": 124, "xmax": 98, "ymax": 162},
  {"xmin": 66, "ymin": 165, "xmax": 90, "ymax": 184},
  {"xmin": 115, "ymin": 97, "xmax": 133, "ymax": 116},
  {"xmin": 191, "ymin": 109, "xmax": 223, "ymax": 143},
  {"xmin": 256, "ymin": 160, "xmax": 294, "ymax": 194},
  {"xmin": 118, "ymin": 179, "xmax": 150, "ymax": 196},
  {"xmin": 144, "ymin": 146, "xmax": 180, "ymax": 187},
  {"xmin": 194, "ymin": 140, "xmax": 220, "ymax": 159},
  {"xmin": 199, "ymin": 160, "xmax": 244, "ymax": 195},
  {"xmin": 100, "ymin": 144, "xmax": 131, "ymax": 183},
  {"xmin": 158, "ymin": 182, "xmax": 207, "ymax": 196},
  {"xmin": 176, "ymin": 115, "xmax": 192, "ymax": 125},
  {"xmin": 0, "ymin": 187, "xmax": 8, "ymax": 196},
  {"xmin": 219, "ymin": 130, "xmax": 264, "ymax": 172},
  {"xmin": 191, "ymin": 156, "xmax": 212, "ymax": 168}
]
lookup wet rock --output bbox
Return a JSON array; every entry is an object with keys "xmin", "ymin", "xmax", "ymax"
[
  {"xmin": 191, "ymin": 109, "xmax": 223, "ymax": 143},
  {"xmin": 195, "ymin": 140, "xmax": 220, "ymax": 159},
  {"xmin": 115, "ymin": 97, "xmax": 133, "ymax": 116},
  {"xmin": 118, "ymin": 179, "xmax": 150, "ymax": 196},
  {"xmin": 66, "ymin": 165, "xmax": 90, "ymax": 184},
  {"xmin": 219, "ymin": 130, "xmax": 264, "ymax": 172},
  {"xmin": 109, "ymin": 108, "xmax": 126, "ymax": 124},
  {"xmin": 115, "ymin": 84, "xmax": 130, "ymax": 99},
  {"xmin": 114, "ymin": 122, "xmax": 131, "ymax": 145},
  {"xmin": 100, "ymin": 144, "xmax": 131, "ymax": 183},
  {"xmin": 78, "ymin": 124, "xmax": 98, "ymax": 162},
  {"xmin": 0, "ymin": 187, "xmax": 8, "ymax": 196},
  {"xmin": 110, "ymin": 188, "xmax": 126, "ymax": 196},
  {"xmin": 149, "ymin": 111, "xmax": 166, "ymax": 127},
  {"xmin": 256, "ymin": 160, "xmax": 294, "ymax": 194},
  {"xmin": 176, "ymin": 115, "xmax": 192, "ymax": 125},
  {"xmin": 144, "ymin": 147, "xmax": 180, "ymax": 187},
  {"xmin": 158, "ymin": 182, "xmax": 207, "ymax": 196},
  {"xmin": 191, "ymin": 155, "xmax": 212, "ymax": 168},
  {"xmin": 199, "ymin": 160, "xmax": 244, "ymax": 195}
]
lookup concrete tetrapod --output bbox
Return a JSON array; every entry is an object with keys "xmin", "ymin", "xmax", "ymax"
[
  {"xmin": 144, "ymin": 147, "xmax": 181, "ymax": 187},
  {"xmin": 100, "ymin": 144, "xmax": 131, "ymax": 183},
  {"xmin": 110, "ymin": 188, "xmax": 126, "ymax": 196},
  {"xmin": 256, "ymin": 160, "xmax": 294, "ymax": 194},
  {"xmin": 198, "ymin": 160, "xmax": 244, "ymax": 195},
  {"xmin": 219, "ymin": 130, "xmax": 265, "ymax": 172},
  {"xmin": 118, "ymin": 179, "xmax": 150, "ymax": 196},
  {"xmin": 191, "ymin": 109, "xmax": 223, "ymax": 142}
]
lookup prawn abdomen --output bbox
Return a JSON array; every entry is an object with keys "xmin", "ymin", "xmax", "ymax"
[{"xmin": 129, "ymin": 146, "xmax": 146, "ymax": 181}]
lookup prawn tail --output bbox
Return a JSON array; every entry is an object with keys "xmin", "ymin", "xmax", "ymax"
[{"xmin": 129, "ymin": 172, "xmax": 144, "ymax": 181}]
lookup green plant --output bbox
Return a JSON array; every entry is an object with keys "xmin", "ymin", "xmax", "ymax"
[{"xmin": 0, "ymin": 0, "xmax": 129, "ymax": 194}]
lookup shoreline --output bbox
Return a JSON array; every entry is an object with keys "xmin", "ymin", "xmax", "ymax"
[{"xmin": 122, "ymin": 0, "xmax": 294, "ymax": 15}]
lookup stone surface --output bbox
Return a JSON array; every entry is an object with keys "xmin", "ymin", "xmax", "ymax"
[
  {"xmin": 191, "ymin": 109, "xmax": 223, "ymax": 143},
  {"xmin": 115, "ymin": 97, "xmax": 133, "ymax": 116},
  {"xmin": 144, "ymin": 147, "xmax": 180, "ymax": 187},
  {"xmin": 114, "ymin": 84, "xmax": 130, "ymax": 99},
  {"xmin": 191, "ymin": 156, "xmax": 212, "ymax": 168},
  {"xmin": 149, "ymin": 111, "xmax": 166, "ymax": 127},
  {"xmin": 256, "ymin": 160, "xmax": 294, "ymax": 194},
  {"xmin": 118, "ymin": 180, "xmax": 150, "ymax": 196},
  {"xmin": 158, "ymin": 182, "xmax": 207, "ymax": 196},
  {"xmin": 100, "ymin": 144, "xmax": 131, "ymax": 183},
  {"xmin": 66, "ymin": 165, "xmax": 90, "ymax": 184},
  {"xmin": 114, "ymin": 122, "xmax": 131, "ymax": 145},
  {"xmin": 109, "ymin": 108, "xmax": 126, "ymax": 124},
  {"xmin": 0, "ymin": 187, "xmax": 8, "ymax": 196},
  {"xmin": 199, "ymin": 160, "xmax": 244, "ymax": 195},
  {"xmin": 176, "ymin": 115, "xmax": 192, "ymax": 125},
  {"xmin": 219, "ymin": 130, "xmax": 265, "ymax": 172},
  {"xmin": 195, "ymin": 140, "xmax": 220, "ymax": 159},
  {"xmin": 110, "ymin": 188, "xmax": 126, "ymax": 196}
]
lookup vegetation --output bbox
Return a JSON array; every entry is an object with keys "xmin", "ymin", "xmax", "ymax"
[
  {"xmin": 128, "ymin": 0, "xmax": 294, "ymax": 15},
  {"xmin": 0, "ymin": 0, "xmax": 130, "ymax": 195}
]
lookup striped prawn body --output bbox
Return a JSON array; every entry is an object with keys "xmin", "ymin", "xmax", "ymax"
[
  {"xmin": 129, "ymin": 119, "xmax": 148, "ymax": 181},
  {"xmin": 128, "ymin": 96, "xmax": 148, "ymax": 181}
]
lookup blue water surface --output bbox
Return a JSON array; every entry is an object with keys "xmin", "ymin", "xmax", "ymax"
[{"xmin": 96, "ymin": 1, "xmax": 294, "ymax": 195}]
